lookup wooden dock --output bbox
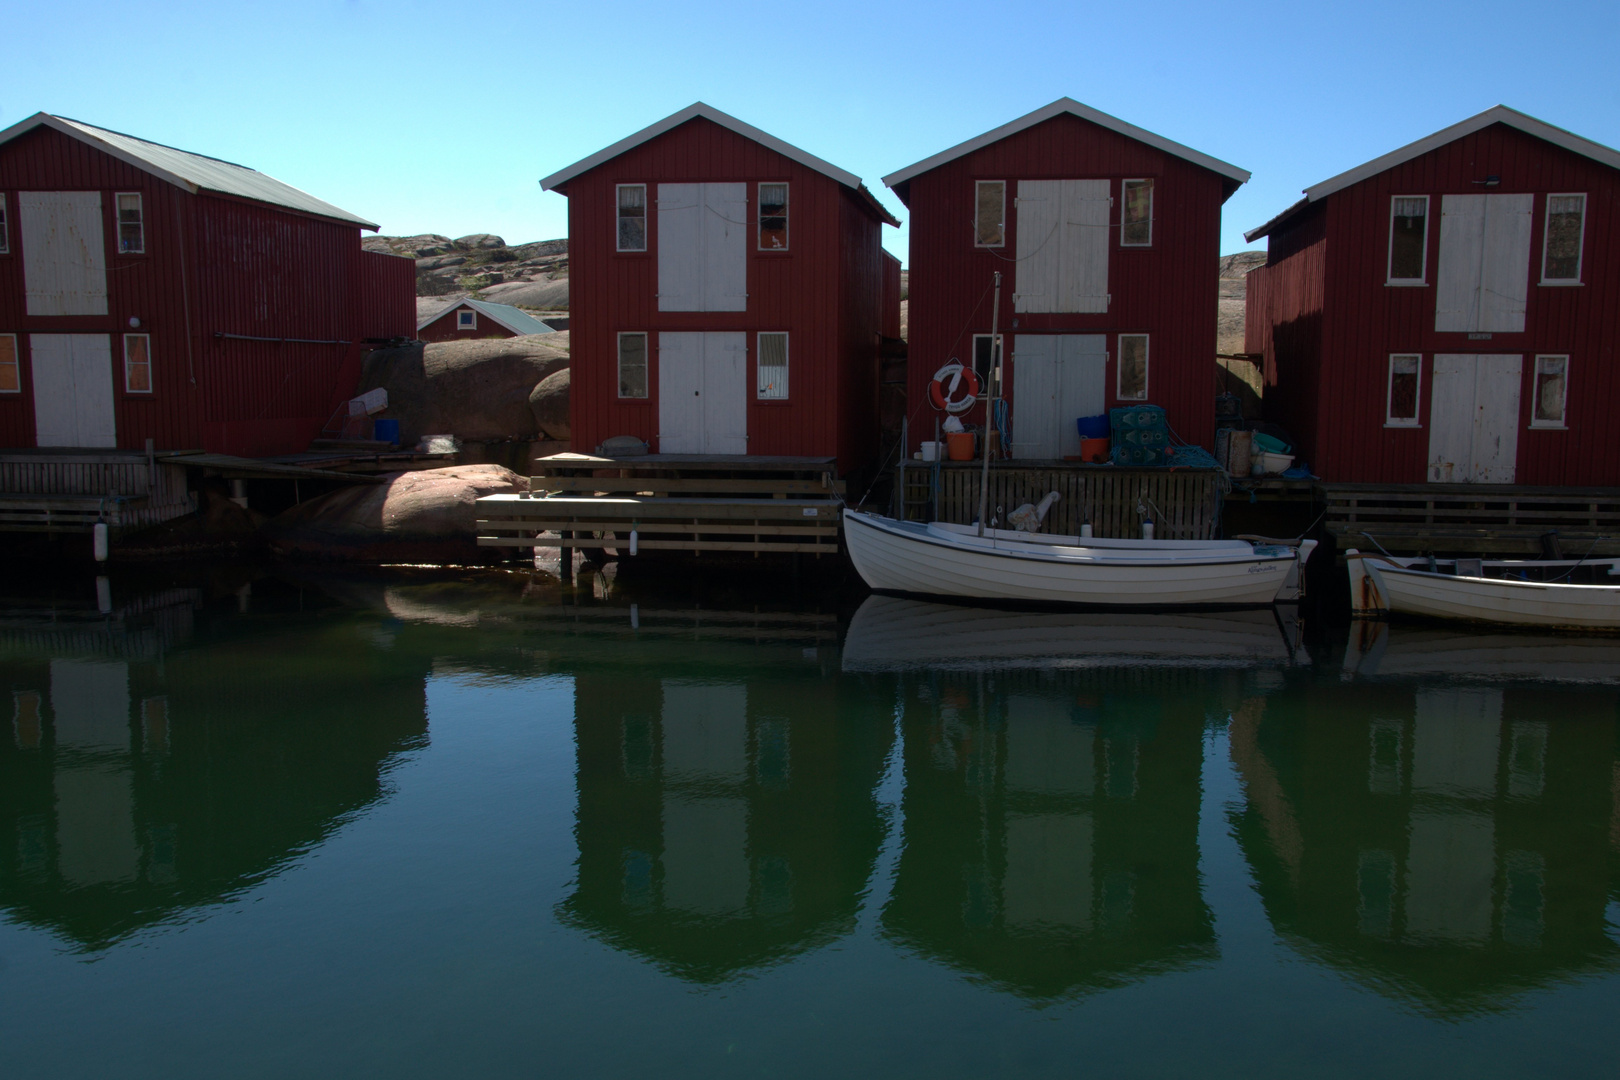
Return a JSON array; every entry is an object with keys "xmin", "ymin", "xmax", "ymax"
[
  {"xmin": 0, "ymin": 450, "xmax": 196, "ymax": 534},
  {"xmin": 476, "ymin": 454, "xmax": 845, "ymax": 568},
  {"xmin": 894, "ymin": 460, "xmax": 1226, "ymax": 539},
  {"xmin": 1322, "ymin": 482, "xmax": 1620, "ymax": 557}
]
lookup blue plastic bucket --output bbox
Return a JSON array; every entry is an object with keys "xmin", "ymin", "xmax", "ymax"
[
  {"xmin": 373, "ymin": 418, "xmax": 401, "ymax": 444},
  {"xmin": 1077, "ymin": 414, "xmax": 1110, "ymax": 439}
]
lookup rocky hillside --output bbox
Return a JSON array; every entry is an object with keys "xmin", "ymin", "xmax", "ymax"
[
  {"xmin": 363, "ymin": 233, "xmax": 570, "ymax": 311},
  {"xmin": 1218, "ymin": 250, "xmax": 1266, "ymax": 356}
]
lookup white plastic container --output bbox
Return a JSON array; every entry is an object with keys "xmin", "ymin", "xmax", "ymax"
[
  {"xmin": 1253, "ymin": 450, "xmax": 1295, "ymax": 476},
  {"xmin": 920, "ymin": 440, "xmax": 944, "ymax": 462}
]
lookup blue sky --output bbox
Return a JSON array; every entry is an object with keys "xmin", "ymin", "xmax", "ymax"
[{"xmin": 5, "ymin": 0, "xmax": 1617, "ymax": 262}]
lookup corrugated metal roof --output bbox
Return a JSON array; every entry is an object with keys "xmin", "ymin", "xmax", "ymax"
[
  {"xmin": 418, "ymin": 298, "xmax": 556, "ymax": 335},
  {"xmin": 541, "ymin": 102, "xmax": 901, "ymax": 227},
  {"xmin": 883, "ymin": 99, "xmax": 1251, "ymax": 195},
  {"xmin": 1244, "ymin": 105, "xmax": 1620, "ymax": 242},
  {"xmin": 0, "ymin": 112, "xmax": 379, "ymax": 230}
]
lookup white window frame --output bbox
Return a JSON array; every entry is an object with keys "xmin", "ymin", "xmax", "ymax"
[
  {"xmin": 457, "ymin": 309, "xmax": 477, "ymax": 330},
  {"xmin": 116, "ymin": 191, "xmax": 145, "ymax": 254},
  {"xmin": 617, "ymin": 331, "xmax": 649, "ymax": 400},
  {"xmin": 756, "ymin": 331, "xmax": 789, "ymax": 400},
  {"xmin": 1120, "ymin": 179, "xmax": 1153, "ymax": 247},
  {"xmin": 1116, "ymin": 334, "xmax": 1149, "ymax": 401},
  {"xmin": 0, "ymin": 333, "xmax": 19, "ymax": 394},
  {"xmin": 1385, "ymin": 353, "xmax": 1421, "ymax": 427},
  {"xmin": 0, "ymin": 194, "xmax": 9, "ymax": 254},
  {"xmin": 616, "ymin": 183, "xmax": 648, "ymax": 253},
  {"xmin": 1386, "ymin": 195, "xmax": 1428, "ymax": 285},
  {"xmin": 1540, "ymin": 193, "xmax": 1586, "ymax": 285},
  {"xmin": 757, "ymin": 182, "xmax": 789, "ymax": 252},
  {"xmin": 974, "ymin": 180, "xmax": 1006, "ymax": 248},
  {"xmin": 1530, "ymin": 354, "xmax": 1569, "ymax": 429},
  {"xmin": 123, "ymin": 333, "xmax": 153, "ymax": 394}
]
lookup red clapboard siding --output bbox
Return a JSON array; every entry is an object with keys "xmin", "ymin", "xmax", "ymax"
[
  {"xmin": 556, "ymin": 114, "xmax": 887, "ymax": 469},
  {"xmin": 898, "ymin": 113, "xmax": 1229, "ymax": 454},
  {"xmin": 1257, "ymin": 120, "xmax": 1620, "ymax": 485},
  {"xmin": 0, "ymin": 123, "xmax": 411, "ymax": 455},
  {"xmin": 417, "ymin": 304, "xmax": 521, "ymax": 343}
]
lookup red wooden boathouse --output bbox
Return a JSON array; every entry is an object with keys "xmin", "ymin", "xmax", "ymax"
[
  {"xmin": 884, "ymin": 99, "xmax": 1249, "ymax": 459},
  {"xmin": 1245, "ymin": 106, "xmax": 1620, "ymax": 486},
  {"xmin": 0, "ymin": 113, "xmax": 414, "ymax": 457},
  {"xmin": 416, "ymin": 297, "xmax": 556, "ymax": 343},
  {"xmin": 540, "ymin": 103, "xmax": 900, "ymax": 472}
]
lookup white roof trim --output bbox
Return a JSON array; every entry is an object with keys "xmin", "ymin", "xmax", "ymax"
[
  {"xmin": 882, "ymin": 98, "xmax": 1251, "ymax": 189},
  {"xmin": 0, "ymin": 112, "xmax": 380, "ymax": 230},
  {"xmin": 1246, "ymin": 106, "xmax": 1620, "ymax": 242},
  {"xmin": 542, "ymin": 102, "xmax": 863, "ymax": 191}
]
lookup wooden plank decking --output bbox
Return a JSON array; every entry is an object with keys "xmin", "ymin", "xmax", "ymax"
[{"xmin": 1321, "ymin": 482, "xmax": 1620, "ymax": 556}]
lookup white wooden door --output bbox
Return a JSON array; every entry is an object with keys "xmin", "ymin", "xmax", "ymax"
[
  {"xmin": 702, "ymin": 183, "xmax": 748, "ymax": 312},
  {"xmin": 1059, "ymin": 180, "xmax": 1111, "ymax": 313},
  {"xmin": 657, "ymin": 183, "xmax": 703, "ymax": 312},
  {"xmin": 658, "ymin": 331, "xmax": 705, "ymax": 452},
  {"xmin": 1010, "ymin": 335, "xmax": 1106, "ymax": 459},
  {"xmin": 1427, "ymin": 354, "xmax": 1522, "ymax": 483},
  {"xmin": 1435, "ymin": 194, "xmax": 1533, "ymax": 333},
  {"xmin": 1014, "ymin": 181, "xmax": 1060, "ymax": 313},
  {"xmin": 20, "ymin": 192, "xmax": 109, "ymax": 317},
  {"xmin": 658, "ymin": 331, "xmax": 748, "ymax": 454},
  {"xmin": 30, "ymin": 334, "xmax": 116, "ymax": 447},
  {"xmin": 1010, "ymin": 334, "xmax": 1058, "ymax": 458}
]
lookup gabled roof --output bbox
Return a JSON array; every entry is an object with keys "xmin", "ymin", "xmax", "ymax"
[
  {"xmin": 540, "ymin": 102, "xmax": 900, "ymax": 227},
  {"xmin": 0, "ymin": 112, "xmax": 379, "ymax": 230},
  {"xmin": 1245, "ymin": 105, "xmax": 1620, "ymax": 242},
  {"xmin": 882, "ymin": 98, "xmax": 1251, "ymax": 202},
  {"xmin": 418, "ymin": 297, "xmax": 556, "ymax": 336}
]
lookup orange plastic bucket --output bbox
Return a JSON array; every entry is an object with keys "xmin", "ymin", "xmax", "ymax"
[
  {"xmin": 1080, "ymin": 437, "xmax": 1110, "ymax": 464},
  {"xmin": 946, "ymin": 431, "xmax": 976, "ymax": 461}
]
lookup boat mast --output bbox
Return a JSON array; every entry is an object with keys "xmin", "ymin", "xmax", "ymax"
[{"xmin": 976, "ymin": 272, "xmax": 1002, "ymax": 538}]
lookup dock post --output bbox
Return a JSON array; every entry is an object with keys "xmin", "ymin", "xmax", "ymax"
[{"xmin": 560, "ymin": 530, "xmax": 573, "ymax": 583}]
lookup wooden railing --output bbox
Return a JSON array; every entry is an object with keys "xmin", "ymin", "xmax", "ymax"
[{"xmin": 1322, "ymin": 482, "xmax": 1620, "ymax": 555}]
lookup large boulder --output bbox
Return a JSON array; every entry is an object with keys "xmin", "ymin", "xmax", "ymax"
[
  {"xmin": 263, "ymin": 465, "xmax": 526, "ymax": 563},
  {"xmin": 478, "ymin": 278, "xmax": 569, "ymax": 309},
  {"xmin": 528, "ymin": 368, "xmax": 570, "ymax": 441},
  {"xmin": 455, "ymin": 233, "xmax": 506, "ymax": 249},
  {"xmin": 358, "ymin": 336, "xmax": 569, "ymax": 443}
]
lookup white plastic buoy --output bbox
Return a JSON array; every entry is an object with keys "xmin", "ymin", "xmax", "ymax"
[
  {"xmin": 1080, "ymin": 523, "xmax": 1093, "ymax": 539},
  {"xmin": 631, "ymin": 603, "xmax": 640, "ymax": 630},
  {"xmin": 629, "ymin": 529, "xmax": 639, "ymax": 556},
  {"xmin": 95, "ymin": 576, "xmax": 112, "ymax": 614},
  {"xmin": 92, "ymin": 522, "xmax": 109, "ymax": 562},
  {"xmin": 1142, "ymin": 521, "xmax": 1155, "ymax": 540}
]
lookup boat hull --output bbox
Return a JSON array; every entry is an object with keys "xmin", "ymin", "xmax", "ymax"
[
  {"xmin": 843, "ymin": 510, "xmax": 1296, "ymax": 609},
  {"xmin": 1350, "ymin": 553, "xmax": 1620, "ymax": 630}
]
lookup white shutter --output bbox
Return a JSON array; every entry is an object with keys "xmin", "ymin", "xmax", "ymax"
[
  {"xmin": 703, "ymin": 331, "xmax": 748, "ymax": 453},
  {"xmin": 1010, "ymin": 334, "xmax": 1058, "ymax": 458},
  {"xmin": 1059, "ymin": 181, "xmax": 1110, "ymax": 313},
  {"xmin": 657, "ymin": 183, "xmax": 703, "ymax": 312},
  {"xmin": 72, "ymin": 335, "xmax": 117, "ymax": 447},
  {"xmin": 1055, "ymin": 335, "xmax": 1108, "ymax": 457},
  {"xmin": 1479, "ymin": 194, "xmax": 1533, "ymax": 333},
  {"xmin": 703, "ymin": 183, "xmax": 748, "ymax": 312},
  {"xmin": 1472, "ymin": 354, "xmax": 1521, "ymax": 483},
  {"xmin": 657, "ymin": 331, "xmax": 705, "ymax": 452},
  {"xmin": 20, "ymin": 192, "xmax": 108, "ymax": 317},
  {"xmin": 29, "ymin": 334, "xmax": 115, "ymax": 447},
  {"xmin": 1427, "ymin": 354, "xmax": 1473, "ymax": 482},
  {"xmin": 1434, "ymin": 195, "xmax": 1485, "ymax": 332},
  {"xmin": 1014, "ymin": 181, "xmax": 1060, "ymax": 313}
]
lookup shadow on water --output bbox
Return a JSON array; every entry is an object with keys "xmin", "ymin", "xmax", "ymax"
[{"xmin": 2, "ymin": 565, "xmax": 1619, "ymax": 1029}]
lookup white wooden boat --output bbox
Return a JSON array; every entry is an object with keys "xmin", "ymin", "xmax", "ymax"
[
  {"xmin": 843, "ymin": 509, "xmax": 1316, "ymax": 609},
  {"xmin": 842, "ymin": 595, "xmax": 1295, "ymax": 671},
  {"xmin": 1347, "ymin": 549, "xmax": 1620, "ymax": 630}
]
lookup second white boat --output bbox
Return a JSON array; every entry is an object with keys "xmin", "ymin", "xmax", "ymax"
[{"xmin": 843, "ymin": 509, "xmax": 1316, "ymax": 609}]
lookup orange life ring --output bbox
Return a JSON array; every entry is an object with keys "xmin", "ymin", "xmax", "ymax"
[{"xmin": 929, "ymin": 362, "xmax": 980, "ymax": 414}]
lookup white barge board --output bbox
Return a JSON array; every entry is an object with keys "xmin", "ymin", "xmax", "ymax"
[{"xmin": 844, "ymin": 509, "xmax": 1307, "ymax": 609}]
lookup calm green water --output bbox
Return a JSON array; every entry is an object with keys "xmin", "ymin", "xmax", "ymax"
[{"xmin": 3, "ymin": 571, "xmax": 1619, "ymax": 1078}]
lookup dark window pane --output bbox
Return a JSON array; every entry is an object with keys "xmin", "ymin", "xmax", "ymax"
[
  {"xmin": 760, "ymin": 184, "xmax": 788, "ymax": 250},
  {"xmin": 1122, "ymin": 180, "xmax": 1153, "ymax": 245},
  {"xmin": 619, "ymin": 335, "xmax": 648, "ymax": 398},
  {"xmin": 1118, "ymin": 336, "xmax": 1148, "ymax": 400},
  {"xmin": 1389, "ymin": 198, "xmax": 1426, "ymax": 280},
  {"xmin": 976, "ymin": 182, "xmax": 1004, "ymax": 246},
  {"xmin": 1535, "ymin": 358, "xmax": 1566, "ymax": 423},
  {"xmin": 1544, "ymin": 196, "xmax": 1584, "ymax": 280}
]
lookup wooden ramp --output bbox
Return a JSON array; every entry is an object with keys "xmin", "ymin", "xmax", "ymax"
[
  {"xmin": 1322, "ymin": 482, "xmax": 1620, "ymax": 556},
  {"xmin": 476, "ymin": 454, "xmax": 844, "ymax": 562},
  {"xmin": 0, "ymin": 451, "xmax": 196, "ymax": 534}
]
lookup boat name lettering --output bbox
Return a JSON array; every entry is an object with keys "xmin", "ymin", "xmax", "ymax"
[{"xmin": 1247, "ymin": 563, "xmax": 1280, "ymax": 574}]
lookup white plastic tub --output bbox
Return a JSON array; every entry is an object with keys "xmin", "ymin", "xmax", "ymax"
[{"xmin": 1252, "ymin": 450, "xmax": 1295, "ymax": 476}]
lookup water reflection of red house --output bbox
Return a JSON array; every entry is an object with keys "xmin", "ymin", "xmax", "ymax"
[
  {"xmin": 882, "ymin": 667, "xmax": 1217, "ymax": 1000},
  {"xmin": 561, "ymin": 670, "xmax": 893, "ymax": 983},
  {"xmin": 1228, "ymin": 682, "xmax": 1619, "ymax": 1016}
]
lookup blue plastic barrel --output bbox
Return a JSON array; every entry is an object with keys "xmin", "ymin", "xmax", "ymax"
[
  {"xmin": 373, "ymin": 418, "xmax": 400, "ymax": 444},
  {"xmin": 1077, "ymin": 414, "xmax": 1110, "ymax": 439}
]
